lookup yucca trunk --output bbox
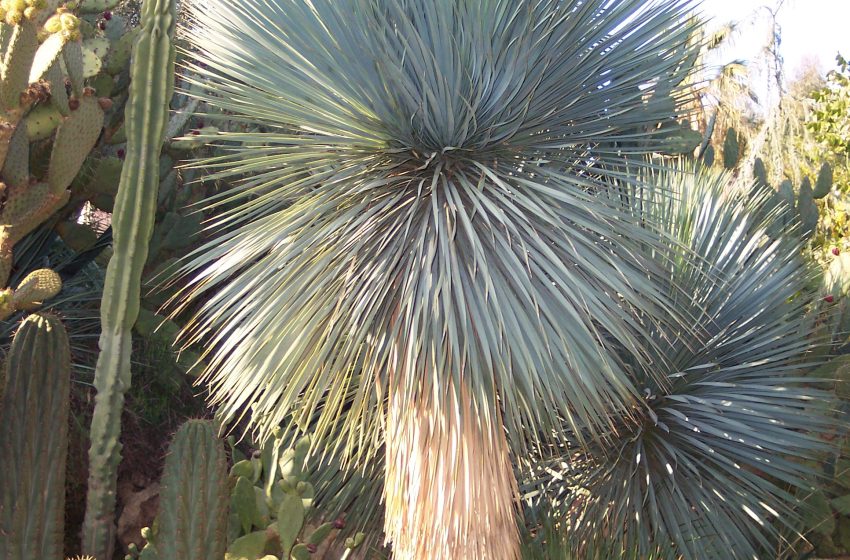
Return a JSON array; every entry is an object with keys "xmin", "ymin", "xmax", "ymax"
[{"xmin": 384, "ymin": 380, "xmax": 520, "ymax": 559}]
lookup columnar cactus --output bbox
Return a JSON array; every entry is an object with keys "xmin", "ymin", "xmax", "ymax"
[
  {"xmin": 134, "ymin": 420, "xmax": 230, "ymax": 560},
  {"xmin": 0, "ymin": 313, "xmax": 71, "ymax": 560},
  {"xmin": 81, "ymin": 0, "xmax": 176, "ymax": 557}
]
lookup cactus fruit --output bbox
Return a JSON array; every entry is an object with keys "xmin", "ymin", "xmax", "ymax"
[
  {"xmin": 138, "ymin": 420, "xmax": 230, "ymax": 560},
  {"xmin": 344, "ymin": 532, "xmax": 366, "ymax": 550},
  {"xmin": 814, "ymin": 162, "xmax": 833, "ymax": 199},
  {"xmin": 0, "ymin": 313, "xmax": 71, "ymax": 560},
  {"xmin": 82, "ymin": 0, "xmax": 177, "ymax": 557},
  {"xmin": 722, "ymin": 127, "xmax": 739, "ymax": 170}
]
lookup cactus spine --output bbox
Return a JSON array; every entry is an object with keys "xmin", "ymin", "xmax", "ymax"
[
  {"xmin": 136, "ymin": 420, "xmax": 230, "ymax": 560},
  {"xmin": 82, "ymin": 0, "xmax": 176, "ymax": 557},
  {"xmin": 0, "ymin": 313, "xmax": 71, "ymax": 560}
]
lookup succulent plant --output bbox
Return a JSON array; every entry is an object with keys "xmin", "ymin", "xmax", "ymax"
[
  {"xmin": 814, "ymin": 161, "xmax": 834, "ymax": 199},
  {"xmin": 0, "ymin": 313, "xmax": 71, "ymax": 560},
  {"xmin": 0, "ymin": 2, "xmax": 108, "ymax": 289},
  {"xmin": 0, "ymin": 266, "xmax": 61, "ymax": 319},
  {"xmin": 701, "ymin": 143, "xmax": 715, "ymax": 166},
  {"xmin": 81, "ymin": 0, "xmax": 177, "ymax": 558},
  {"xmin": 131, "ymin": 420, "xmax": 230, "ymax": 560},
  {"xmin": 223, "ymin": 432, "xmax": 365, "ymax": 560},
  {"xmin": 722, "ymin": 126, "xmax": 739, "ymax": 169}
]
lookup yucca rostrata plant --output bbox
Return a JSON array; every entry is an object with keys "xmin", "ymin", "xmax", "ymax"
[
  {"xmin": 521, "ymin": 162, "xmax": 836, "ymax": 559},
  {"xmin": 0, "ymin": 0, "xmax": 106, "ymax": 308},
  {"xmin": 81, "ymin": 0, "xmax": 176, "ymax": 557},
  {"xmin": 175, "ymin": 0, "xmax": 704, "ymax": 557},
  {"xmin": 0, "ymin": 313, "xmax": 71, "ymax": 560}
]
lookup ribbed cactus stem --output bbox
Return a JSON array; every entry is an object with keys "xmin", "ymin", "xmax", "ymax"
[
  {"xmin": 81, "ymin": 1, "xmax": 176, "ymax": 558},
  {"xmin": 0, "ymin": 313, "xmax": 71, "ymax": 560},
  {"xmin": 148, "ymin": 420, "xmax": 230, "ymax": 560}
]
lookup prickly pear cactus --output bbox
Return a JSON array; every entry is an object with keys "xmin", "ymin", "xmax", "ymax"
[
  {"xmin": 701, "ymin": 143, "xmax": 715, "ymax": 167},
  {"xmin": 0, "ymin": 266, "xmax": 60, "ymax": 319},
  {"xmin": 0, "ymin": 312, "xmax": 71, "ymax": 560},
  {"xmin": 221, "ymin": 432, "xmax": 365, "ymax": 560},
  {"xmin": 814, "ymin": 161, "xmax": 833, "ymax": 199},
  {"xmin": 133, "ymin": 420, "xmax": 230, "ymax": 560},
  {"xmin": 0, "ymin": 0, "xmax": 109, "ymax": 292},
  {"xmin": 722, "ymin": 126, "xmax": 739, "ymax": 170}
]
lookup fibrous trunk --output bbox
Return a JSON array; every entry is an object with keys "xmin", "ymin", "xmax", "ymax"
[{"xmin": 384, "ymin": 381, "xmax": 520, "ymax": 559}]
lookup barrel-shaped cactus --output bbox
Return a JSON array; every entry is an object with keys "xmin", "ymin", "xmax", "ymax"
[
  {"xmin": 0, "ymin": 313, "xmax": 71, "ymax": 560},
  {"xmin": 136, "ymin": 420, "xmax": 230, "ymax": 560},
  {"xmin": 82, "ymin": 1, "xmax": 177, "ymax": 556}
]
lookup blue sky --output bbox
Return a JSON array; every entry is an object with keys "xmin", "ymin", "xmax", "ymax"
[{"xmin": 700, "ymin": 0, "xmax": 849, "ymax": 79}]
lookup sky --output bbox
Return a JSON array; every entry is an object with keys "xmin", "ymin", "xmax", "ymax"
[{"xmin": 699, "ymin": 0, "xmax": 850, "ymax": 81}]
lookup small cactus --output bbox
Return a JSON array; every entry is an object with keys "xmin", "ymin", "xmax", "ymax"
[
  {"xmin": 137, "ymin": 420, "xmax": 230, "ymax": 560},
  {"xmin": 224, "ymin": 434, "xmax": 347, "ymax": 559}
]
